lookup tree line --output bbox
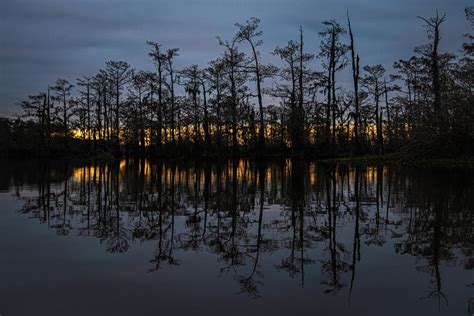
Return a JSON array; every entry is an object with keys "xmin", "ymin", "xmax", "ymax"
[{"xmin": 1, "ymin": 8, "xmax": 472, "ymax": 158}]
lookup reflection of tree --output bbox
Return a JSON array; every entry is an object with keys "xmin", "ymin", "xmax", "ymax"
[
  {"xmin": 420, "ymin": 199, "xmax": 448, "ymax": 307},
  {"xmin": 182, "ymin": 164, "xmax": 204, "ymax": 251},
  {"xmin": 320, "ymin": 166, "xmax": 350, "ymax": 294},
  {"xmin": 217, "ymin": 160, "xmax": 253, "ymax": 296},
  {"xmin": 11, "ymin": 159, "xmax": 473, "ymax": 305},
  {"xmin": 275, "ymin": 159, "xmax": 314, "ymax": 287},
  {"xmin": 234, "ymin": 163, "xmax": 266, "ymax": 298},
  {"xmin": 349, "ymin": 166, "xmax": 361, "ymax": 302},
  {"xmin": 149, "ymin": 162, "xmax": 179, "ymax": 270},
  {"xmin": 394, "ymin": 171, "xmax": 474, "ymax": 309},
  {"xmin": 364, "ymin": 165, "xmax": 386, "ymax": 247},
  {"xmin": 50, "ymin": 164, "xmax": 73, "ymax": 236},
  {"xmin": 103, "ymin": 161, "xmax": 130, "ymax": 253}
]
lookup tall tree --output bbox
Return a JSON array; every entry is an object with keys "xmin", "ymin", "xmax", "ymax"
[
  {"xmin": 218, "ymin": 36, "xmax": 248, "ymax": 155},
  {"xmin": 418, "ymin": 12, "xmax": 446, "ymax": 115},
  {"xmin": 105, "ymin": 60, "xmax": 132, "ymax": 155},
  {"xmin": 362, "ymin": 64, "xmax": 387, "ymax": 155},
  {"xmin": 272, "ymin": 28, "xmax": 314, "ymax": 154},
  {"xmin": 235, "ymin": 17, "xmax": 266, "ymax": 152},
  {"xmin": 147, "ymin": 41, "xmax": 166, "ymax": 154},
  {"xmin": 207, "ymin": 58, "xmax": 225, "ymax": 151},
  {"xmin": 163, "ymin": 48, "xmax": 180, "ymax": 147},
  {"xmin": 181, "ymin": 65, "xmax": 203, "ymax": 150},
  {"xmin": 77, "ymin": 76, "xmax": 92, "ymax": 152},
  {"xmin": 347, "ymin": 12, "xmax": 361, "ymax": 154},
  {"xmin": 129, "ymin": 70, "xmax": 151, "ymax": 156},
  {"xmin": 51, "ymin": 78, "xmax": 74, "ymax": 151},
  {"xmin": 319, "ymin": 20, "xmax": 348, "ymax": 156}
]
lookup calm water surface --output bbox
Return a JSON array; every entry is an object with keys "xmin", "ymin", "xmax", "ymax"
[{"xmin": 0, "ymin": 159, "xmax": 473, "ymax": 316}]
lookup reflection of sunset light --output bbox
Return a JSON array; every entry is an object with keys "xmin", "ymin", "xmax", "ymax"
[
  {"xmin": 309, "ymin": 163, "xmax": 316, "ymax": 186},
  {"xmin": 71, "ymin": 160, "xmax": 385, "ymax": 194},
  {"xmin": 119, "ymin": 160, "xmax": 127, "ymax": 170},
  {"xmin": 72, "ymin": 165, "xmax": 101, "ymax": 182}
]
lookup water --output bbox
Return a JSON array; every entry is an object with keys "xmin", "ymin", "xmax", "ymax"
[{"xmin": 0, "ymin": 159, "xmax": 472, "ymax": 316}]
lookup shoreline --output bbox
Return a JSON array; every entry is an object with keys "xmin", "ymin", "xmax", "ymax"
[
  {"xmin": 1, "ymin": 153, "xmax": 473, "ymax": 169},
  {"xmin": 317, "ymin": 155, "xmax": 474, "ymax": 169}
]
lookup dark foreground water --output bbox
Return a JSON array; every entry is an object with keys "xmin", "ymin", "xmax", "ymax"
[{"xmin": 0, "ymin": 159, "xmax": 473, "ymax": 316}]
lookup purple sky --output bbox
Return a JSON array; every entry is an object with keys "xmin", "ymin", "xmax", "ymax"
[{"xmin": 0, "ymin": 0, "xmax": 471, "ymax": 117}]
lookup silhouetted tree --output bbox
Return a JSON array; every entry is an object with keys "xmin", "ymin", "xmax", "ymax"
[
  {"xmin": 105, "ymin": 61, "xmax": 133, "ymax": 155},
  {"xmin": 51, "ymin": 78, "xmax": 74, "ymax": 151},
  {"xmin": 347, "ymin": 12, "xmax": 361, "ymax": 154},
  {"xmin": 319, "ymin": 20, "xmax": 348, "ymax": 156}
]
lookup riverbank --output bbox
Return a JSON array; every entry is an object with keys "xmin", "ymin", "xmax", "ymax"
[
  {"xmin": 3, "ymin": 153, "xmax": 473, "ymax": 171},
  {"xmin": 318, "ymin": 155, "xmax": 474, "ymax": 169}
]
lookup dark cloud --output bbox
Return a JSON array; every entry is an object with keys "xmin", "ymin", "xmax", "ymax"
[{"xmin": 0, "ymin": 0, "xmax": 471, "ymax": 116}]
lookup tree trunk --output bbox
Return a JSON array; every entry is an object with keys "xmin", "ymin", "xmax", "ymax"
[{"xmin": 348, "ymin": 13, "xmax": 360, "ymax": 154}]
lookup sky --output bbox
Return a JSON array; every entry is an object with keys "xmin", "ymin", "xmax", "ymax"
[{"xmin": 0, "ymin": 0, "xmax": 471, "ymax": 117}]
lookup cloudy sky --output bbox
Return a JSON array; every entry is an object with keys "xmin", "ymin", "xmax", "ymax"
[{"xmin": 0, "ymin": 0, "xmax": 471, "ymax": 117}]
